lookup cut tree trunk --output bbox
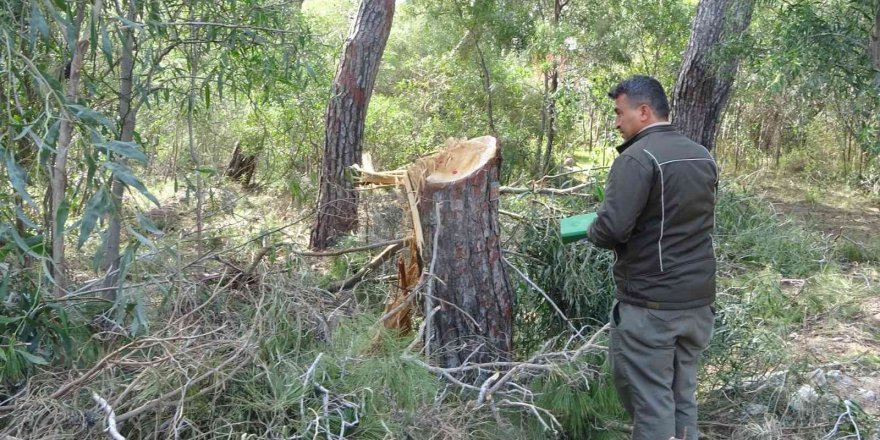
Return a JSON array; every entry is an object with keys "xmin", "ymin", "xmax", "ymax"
[
  {"xmin": 409, "ymin": 136, "xmax": 514, "ymax": 369},
  {"xmin": 226, "ymin": 141, "xmax": 258, "ymax": 187},
  {"xmin": 310, "ymin": 0, "xmax": 395, "ymax": 249}
]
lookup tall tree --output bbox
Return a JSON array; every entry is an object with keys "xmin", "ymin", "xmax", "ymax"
[
  {"xmin": 310, "ymin": 0, "xmax": 394, "ymax": 249},
  {"xmin": 671, "ymin": 0, "xmax": 756, "ymax": 151},
  {"xmin": 103, "ymin": 0, "xmax": 139, "ymax": 292},
  {"xmin": 536, "ymin": 0, "xmax": 569, "ymax": 176},
  {"xmin": 51, "ymin": 1, "xmax": 91, "ymax": 296},
  {"xmin": 871, "ymin": 3, "xmax": 880, "ymax": 150}
]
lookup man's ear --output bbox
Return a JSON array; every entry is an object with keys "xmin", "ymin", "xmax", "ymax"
[{"xmin": 639, "ymin": 104, "xmax": 651, "ymax": 122}]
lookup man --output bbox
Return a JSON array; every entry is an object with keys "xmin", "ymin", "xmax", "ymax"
[{"xmin": 586, "ymin": 75, "xmax": 717, "ymax": 440}]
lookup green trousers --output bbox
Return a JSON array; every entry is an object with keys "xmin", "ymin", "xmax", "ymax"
[{"xmin": 609, "ymin": 301, "xmax": 714, "ymax": 440}]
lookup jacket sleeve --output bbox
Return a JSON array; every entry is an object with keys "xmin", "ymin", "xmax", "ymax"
[{"xmin": 587, "ymin": 154, "xmax": 653, "ymax": 249}]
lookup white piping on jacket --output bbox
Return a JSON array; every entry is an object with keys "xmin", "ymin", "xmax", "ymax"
[
  {"xmin": 643, "ymin": 150, "xmax": 664, "ymax": 272},
  {"xmin": 642, "ymin": 151, "xmax": 718, "ymax": 273}
]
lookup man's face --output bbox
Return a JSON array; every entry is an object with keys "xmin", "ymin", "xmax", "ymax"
[{"xmin": 613, "ymin": 94, "xmax": 649, "ymax": 141}]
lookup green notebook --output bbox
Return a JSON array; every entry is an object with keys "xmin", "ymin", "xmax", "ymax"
[{"xmin": 560, "ymin": 212, "xmax": 597, "ymax": 244}]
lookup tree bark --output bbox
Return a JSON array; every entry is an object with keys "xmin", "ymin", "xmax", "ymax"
[
  {"xmin": 671, "ymin": 0, "xmax": 755, "ymax": 151},
  {"xmin": 870, "ymin": 5, "xmax": 879, "ymax": 152},
  {"xmin": 310, "ymin": 0, "xmax": 394, "ymax": 249},
  {"xmin": 226, "ymin": 141, "xmax": 258, "ymax": 187},
  {"xmin": 539, "ymin": 0, "xmax": 567, "ymax": 176},
  {"xmin": 474, "ymin": 41, "xmax": 497, "ymax": 136},
  {"xmin": 411, "ymin": 136, "xmax": 514, "ymax": 371},
  {"xmin": 103, "ymin": 0, "xmax": 138, "ymax": 294},
  {"xmin": 51, "ymin": 22, "xmax": 89, "ymax": 295}
]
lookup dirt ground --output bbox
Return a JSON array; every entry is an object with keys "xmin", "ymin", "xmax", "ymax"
[{"xmin": 759, "ymin": 177, "xmax": 880, "ymax": 423}]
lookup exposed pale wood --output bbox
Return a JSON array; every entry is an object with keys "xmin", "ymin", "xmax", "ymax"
[
  {"xmin": 402, "ymin": 173, "xmax": 424, "ymax": 250},
  {"xmin": 382, "ymin": 238, "xmax": 420, "ymax": 334}
]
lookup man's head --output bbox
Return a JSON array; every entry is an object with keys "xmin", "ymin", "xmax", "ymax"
[{"xmin": 608, "ymin": 75, "xmax": 670, "ymax": 141}]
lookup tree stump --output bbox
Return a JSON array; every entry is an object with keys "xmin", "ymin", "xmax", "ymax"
[
  {"xmin": 226, "ymin": 141, "xmax": 258, "ymax": 187},
  {"xmin": 410, "ymin": 136, "xmax": 514, "ymax": 369}
]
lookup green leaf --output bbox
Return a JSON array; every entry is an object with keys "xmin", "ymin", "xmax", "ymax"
[
  {"xmin": 13, "ymin": 124, "xmax": 33, "ymax": 141},
  {"xmin": 101, "ymin": 26, "xmax": 113, "ymax": 66},
  {"xmin": 44, "ymin": 119, "xmax": 61, "ymax": 149},
  {"xmin": 136, "ymin": 212, "xmax": 163, "ymax": 236},
  {"xmin": 127, "ymin": 226, "xmax": 156, "ymax": 251},
  {"xmin": 0, "ymin": 271, "xmax": 10, "ymax": 303},
  {"xmin": 196, "ymin": 167, "xmax": 216, "ymax": 177},
  {"xmin": 103, "ymin": 162, "xmax": 159, "ymax": 206},
  {"xmin": 16, "ymin": 350, "xmax": 49, "ymax": 366},
  {"xmin": 9, "ymin": 224, "xmax": 46, "ymax": 260},
  {"xmin": 97, "ymin": 140, "xmax": 147, "ymax": 163},
  {"xmin": 68, "ymin": 104, "xmax": 114, "ymax": 129},
  {"xmin": 30, "ymin": 3, "xmax": 50, "ymax": 39},
  {"xmin": 0, "ymin": 315, "xmax": 22, "ymax": 326},
  {"xmin": 204, "ymin": 83, "xmax": 211, "ymax": 109},
  {"xmin": 14, "ymin": 205, "xmax": 39, "ymax": 229},
  {"xmin": 1, "ymin": 147, "xmax": 37, "ymax": 207},
  {"xmin": 78, "ymin": 190, "xmax": 108, "ymax": 249},
  {"xmin": 37, "ymin": 68, "xmax": 64, "ymax": 97}
]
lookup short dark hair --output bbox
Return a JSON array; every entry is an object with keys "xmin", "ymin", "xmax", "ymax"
[{"xmin": 608, "ymin": 75, "xmax": 670, "ymax": 119}]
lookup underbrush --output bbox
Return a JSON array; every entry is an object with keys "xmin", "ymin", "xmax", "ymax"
[{"xmin": 1, "ymin": 180, "xmax": 877, "ymax": 439}]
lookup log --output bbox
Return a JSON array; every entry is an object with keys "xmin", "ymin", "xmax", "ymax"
[{"xmin": 410, "ymin": 136, "xmax": 514, "ymax": 370}]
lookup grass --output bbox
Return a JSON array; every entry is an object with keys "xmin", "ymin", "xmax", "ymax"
[
  {"xmin": 715, "ymin": 185, "xmax": 830, "ymax": 278},
  {"xmin": 3, "ymin": 176, "xmax": 879, "ymax": 439}
]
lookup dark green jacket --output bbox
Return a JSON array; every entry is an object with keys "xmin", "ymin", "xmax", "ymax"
[{"xmin": 587, "ymin": 124, "xmax": 717, "ymax": 310}]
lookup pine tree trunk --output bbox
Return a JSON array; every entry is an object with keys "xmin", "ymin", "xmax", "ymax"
[
  {"xmin": 310, "ymin": 0, "xmax": 394, "ymax": 249},
  {"xmin": 672, "ymin": 0, "xmax": 755, "ymax": 151},
  {"xmin": 412, "ymin": 136, "xmax": 514, "ymax": 370}
]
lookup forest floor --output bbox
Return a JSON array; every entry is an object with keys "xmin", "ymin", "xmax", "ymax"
[{"xmin": 756, "ymin": 174, "xmax": 880, "ymax": 432}]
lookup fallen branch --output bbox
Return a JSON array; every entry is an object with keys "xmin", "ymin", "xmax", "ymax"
[
  {"xmin": 115, "ymin": 339, "xmax": 254, "ymax": 423},
  {"xmin": 92, "ymin": 392, "xmax": 125, "ymax": 440},
  {"xmin": 503, "ymin": 257, "xmax": 579, "ymax": 335},
  {"xmin": 291, "ymin": 238, "xmax": 405, "ymax": 257},
  {"xmin": 500, "ymin": 181, "xmax": 594, "ymax": 196},
  {"xmin": 821, "ymin": 399, "xmax": 861, "ymax": 440},
  {"xmin": 326, "ymin": 242, "xmax": 404, "ymax": 291}
]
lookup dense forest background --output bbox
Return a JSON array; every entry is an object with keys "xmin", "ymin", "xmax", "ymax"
[{"xmin": 1, "ymin": 0, "xmax": 879, "ymax": 439}]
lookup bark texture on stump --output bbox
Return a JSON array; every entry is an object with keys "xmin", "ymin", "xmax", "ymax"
[
  {"xmin": 411, "ymin": 136, "xmax": 514, "ymax": 368},
  {"xmin": 310, "ymin": 0, "xmax": 394, "ymax": 249},
  {"xmin": 226, "ymin": 141, "xmax": 258, "ymax": 187},
  {"xmin": 672, "ymin": 0, "xmax": 755, "ymax": 151}
]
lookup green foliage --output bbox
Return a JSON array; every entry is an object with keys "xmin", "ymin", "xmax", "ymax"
[
  {"xmin": 505, "ymin": 193, "xmax": 615, "ymax": 354},
  {"xmin": 836, "ymin": 237, "xmax": 880, "ymax": 263},
  {"xmin": 530, "ymin": 359, "xmax": 627, "ymax": 439},
  {"xmin": 0, "ymin": 273, "xmax": 94, "ymax": 384},
  {"xmin": 715, "ymin": 185, "xmax": 829, "ymax": 277}
]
